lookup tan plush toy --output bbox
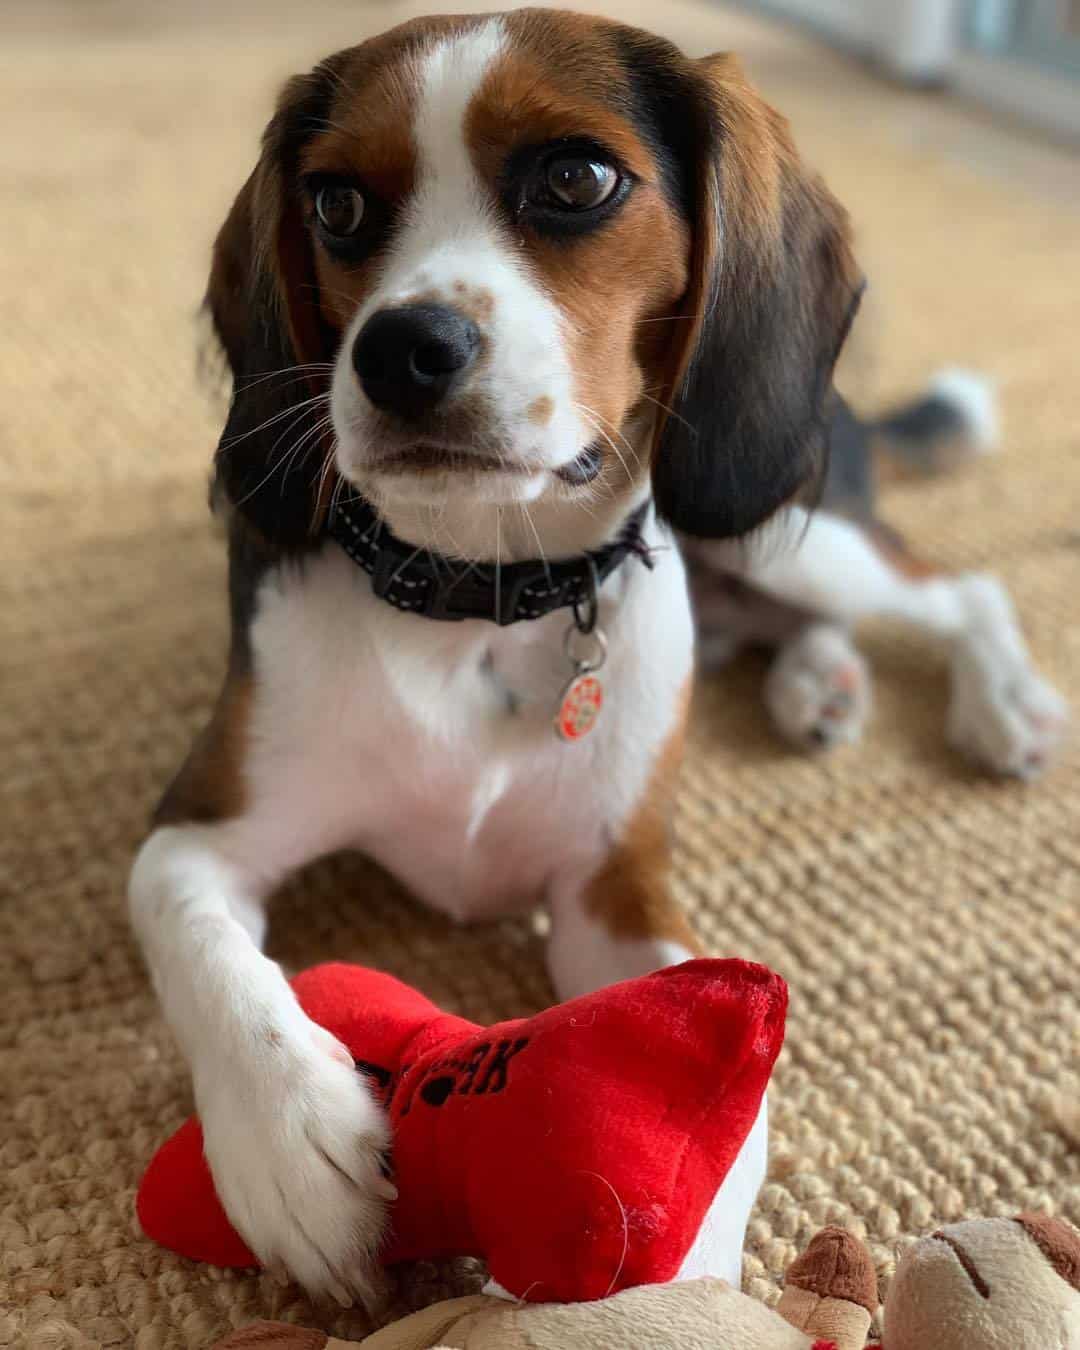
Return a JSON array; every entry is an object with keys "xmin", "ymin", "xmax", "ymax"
[
  {"xmin": 212, "ymin": 1214, "xmax": 1080, "ymax": 1350},
  {"xmin": 881, "ymin": 1213, "xmax": 1080, "ymax": 1349}
]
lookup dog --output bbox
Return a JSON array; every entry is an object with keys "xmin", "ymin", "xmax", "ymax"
[{"xmin": 130, "ymin": 9, "xmax": 1066, "ymax": 1307}]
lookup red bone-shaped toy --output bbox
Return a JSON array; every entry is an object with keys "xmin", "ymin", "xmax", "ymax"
[{"xmin": 137, "ymin": 959, "xmax": 786, "ymax": 1303}]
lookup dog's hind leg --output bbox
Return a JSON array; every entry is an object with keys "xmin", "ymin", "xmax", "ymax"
[{"xmin": 729, "ymin": 507, "xmax": 1067, "ymax": 777}]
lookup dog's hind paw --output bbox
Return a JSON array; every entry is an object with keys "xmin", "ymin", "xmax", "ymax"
[{"xmin": 766, "ymin": 624, "xmax": 871, "ymax": 752}]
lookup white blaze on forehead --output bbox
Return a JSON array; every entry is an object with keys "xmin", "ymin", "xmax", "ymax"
[{"xmin": 409, "ymin": 20, "xmax": 507, "ymax": 239}]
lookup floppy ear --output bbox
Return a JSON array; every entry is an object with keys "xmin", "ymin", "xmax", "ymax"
[
  {"xmin": 206, "ymin": 69, "xmax": 339, "ymax": 547},
  {"xmin": 651, "ymin": 54, "xmax": 863, "ymax": 540}
]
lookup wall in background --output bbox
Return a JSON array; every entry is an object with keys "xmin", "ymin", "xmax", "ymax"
[
  {"xmin": 736, "ymin": 0, "xmax": 1080, "ymax": 141},
  {"xmin": 744, "ymin": 0, "xmax": 955, "ymax": 77}
]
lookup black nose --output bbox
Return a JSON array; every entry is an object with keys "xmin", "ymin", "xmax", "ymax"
[{"xmin": 352, "ymin": 304, "xmax": 481, "ymax": 418}]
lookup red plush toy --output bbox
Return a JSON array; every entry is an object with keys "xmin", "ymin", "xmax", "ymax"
[{"xmin": 138, "ymin": 959, "xmax": 786, "ymax": 1303}]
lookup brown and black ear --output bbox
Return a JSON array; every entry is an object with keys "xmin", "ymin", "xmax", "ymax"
[
  {"xmin": 651, "ymin": 53, "xmax": 863, "ymax": 539},
  {"xmin": 206, "ymin": 69, "xmax": 338, "ymax": 547}
]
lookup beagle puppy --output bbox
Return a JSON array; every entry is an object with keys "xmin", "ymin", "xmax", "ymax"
[{"xmin": 129, "ymin": 8, "xmax": 1065, "ymax": 1307}]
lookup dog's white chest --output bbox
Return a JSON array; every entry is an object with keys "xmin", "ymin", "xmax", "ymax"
[{"xmin": 244, "ymin": 542, "xmax": 692, "ymax": 921}]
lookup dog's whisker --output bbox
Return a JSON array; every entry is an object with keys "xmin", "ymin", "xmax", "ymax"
[
  {"xmin": 267, "ymin": 406, "xmax": 333, "ymax": 483},
  {"xmin": 635, "ymin": 312, "xmax": 706, "ymax": 327},
  {"xmin": 278, "ymin": 428, "xmax": 331, "ymax": 505},
  {"xmin": 322, "ymin": 451, "xmax": 348, "ymax": 529},
  {"xmin": 573, "ymin": 402, "xmax": 636, "ymax": 488},
  {"xmin": 231, "ymin": 405, "xmax": 333, "ymax": 511},
  {"xmin": 218, "ymin": 392, "xmax": 331, "ymax": 454},
  {"xmin": 386, "ymin": 544, "xmax": 427, "ymax": 589},
  {"xmin": 284, "ymin": 416, "xmax": 335, "ymax": 503},
  {"xmin": 638, "ymin": 391, "xmax": 695, "ymax": 435},
  {"xmin": 317, "ymin": 61, "xmax": 361, "ymax": 108},
  {"xmin": 298, "ymin": 283, "xmax": 371, "ymax": 309},
  {"xmin": 494, "ymin": 506, "xmax": 502, "ymax": 626},
  {"xmin": 574, "ymin": 401, "xmax": 638, "ymax": 457},
  {"xmin": 308, "ymin": 113, "xmax": 369, "ymax": 147},
  {"xmin": 234, "ymin": 362, "xmax": 335, "ymax": 393},
  {"xmin": 517, "ymin": 503, "xmax": 551, "ymax": 587}
]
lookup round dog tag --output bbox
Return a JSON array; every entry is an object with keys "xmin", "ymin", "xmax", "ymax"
[{"xmin": 555, "ymin": 672, "xmax": 604, "ymax": 741}]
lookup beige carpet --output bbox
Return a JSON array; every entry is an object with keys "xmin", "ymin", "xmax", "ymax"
[{"xmin": 3, "ymin": 1, "xmax": 1079, "ymax": 1345}]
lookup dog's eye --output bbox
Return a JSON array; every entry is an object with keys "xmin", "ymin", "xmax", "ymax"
[
  {"xmin": 544, "ymin": 155, "xmax": 619, "ymax": 211},
  {"xmin": 502, "ymin": 142, "xmax": 629, "ymax": 238},
  {"xmin": 315, "ymin": 183, "xmax": 365, "ymax": 237}
]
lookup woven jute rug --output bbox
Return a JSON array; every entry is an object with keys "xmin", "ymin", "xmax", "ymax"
[{"xmin": 3, "ymin": 1, "xmax": 1078, "ymax": 1345}]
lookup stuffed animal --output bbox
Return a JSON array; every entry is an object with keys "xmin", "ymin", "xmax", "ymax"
[
  {"xmin": 206, "ymin": 1228, "xmax": 871, "ymax": 1350},
  {"xmin": 207, "ymin": 1214, "xmax": 1080, "ymax": 1350},
  {"xmin": 138, "ymin": 959, "xmax": 786, "ymax": 1301},
  {"xmin": 880, "ymin": 1212, "xmax": 1080, "ymax": 1348}
]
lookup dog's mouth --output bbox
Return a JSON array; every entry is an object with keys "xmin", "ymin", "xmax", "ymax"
[
  {"xmin": 370, "ymin": 440, "xmax": 604, "ymax": 485},
  {"xmin": 931, "ymin": 1231, "xmax": 990, "ymax": 1300},
  {"xmin": 371, "ymin": 442, "xmax": 525, "ymax": 475}
]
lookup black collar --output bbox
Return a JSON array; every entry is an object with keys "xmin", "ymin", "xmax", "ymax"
[{"xmin": 327, "ymin": 497, "xmax": 652, "ymax": 626}]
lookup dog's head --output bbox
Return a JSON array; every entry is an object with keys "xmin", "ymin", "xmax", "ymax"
[{"xmin": 209, "ymin": 10, "xmax": 861, "ymax": 559}]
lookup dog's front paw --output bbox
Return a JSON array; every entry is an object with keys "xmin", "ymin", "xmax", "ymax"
[
  {"xmin": 766, "ymin": 625, "xmax": 871, "ymax": 751},
  {"xmin": 949, "ymin": 639, "xmax": 1068, "ymax": 778},
  {"xmin": 198, "ymin": 1021, "xmax": 394, "ymax": 1307}
]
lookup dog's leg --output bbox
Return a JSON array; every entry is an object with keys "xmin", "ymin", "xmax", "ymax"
[
  {"xmin": 547, "ymin": 833, "xmax": 766, "ymax": 1293},
  {"xmin": 546, "ymin": 685, "xmax": 699, "ymax": 1004},
  {"xmin": 546, "ymin": 838, "xmax": 701, "ymax": 1004},
  {"xmin": 736, "ymin": 508, "xmax": 1067, "ymax": 777},
  {"xmin": 129, "ymin": 679, "xmax": 392, "ymax": 1307},
  {"xmin": 683, "ymin": 542, "xmax": 812, "ymax": 673}
]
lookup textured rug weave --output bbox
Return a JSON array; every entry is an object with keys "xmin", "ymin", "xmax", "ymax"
[{"xmin": 2, "ymin": 2, "xmax": 1078, "ymax": 1345}]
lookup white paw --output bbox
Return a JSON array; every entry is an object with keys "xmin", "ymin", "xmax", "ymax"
[
  {"xmin": 766, "ymin": 626, "xmax": 871, "ymax": 751},
  {"xmin": 197, "ymin": 1019, "xmax": 394, "ymax": 1307},
  {"xmin": 949, "ymin": 635, "xmax": 1068, "ymax": 779}
]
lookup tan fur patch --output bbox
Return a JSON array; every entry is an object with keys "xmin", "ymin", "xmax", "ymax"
[
  {"xmin": 154, "ymin": 669, "xmax": 252, "ymax": 827},
  {"xmin": 526, "ymin": 395, "xmax": 554, "ymax": 426},
  {"xmin": 861, "ymin": 519, "xmax": 940, "ymax": 581},
  {"xmin": 583, "ymin": 678, "xmax": 699, "ymax": 948},
  {"xmin": 451, "ymin": 280, "xmax": 495, "ymax": 323},
  {"xmin": 411, "ymin": 283, "xmax": 494, "ymax": 329}
]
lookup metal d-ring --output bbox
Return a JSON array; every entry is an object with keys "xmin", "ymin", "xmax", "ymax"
[
  {"xmin": 571, "ymin": 556, "xmax": 600, "ymax": 636},
  {"xmin": 564, "ymin": 622, "xmax": 608, "ymax": 675}
]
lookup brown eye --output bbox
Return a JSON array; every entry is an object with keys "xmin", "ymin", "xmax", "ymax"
[
  {"xmin": 315, "ymin": 183, "xmax": 365, "ymax": 237},
  {"xmin": 545, "ymin": 155, "xmax": 619, "ymax": 211}
]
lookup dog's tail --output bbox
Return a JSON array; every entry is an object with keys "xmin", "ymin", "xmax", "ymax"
[{"xmin": 870, "ymin": 368, "xmax": 999, "ymax": 481}]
